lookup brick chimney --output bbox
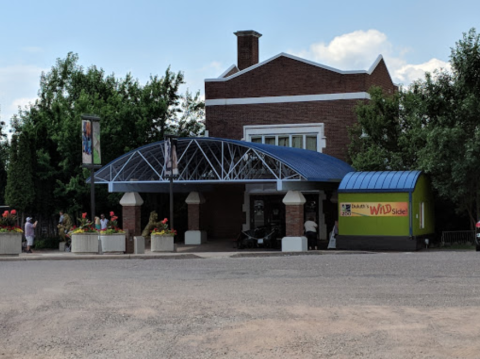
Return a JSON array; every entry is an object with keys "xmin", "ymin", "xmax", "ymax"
[{"xmin": 234, "ymin": 30, "xmax": 262, "ymax": 71}]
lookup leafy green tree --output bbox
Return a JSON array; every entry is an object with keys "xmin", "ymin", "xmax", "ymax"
[
  {"xmin": 349, "ymin": 28, "xmax": 480, "ymax": 228},
  {"xmin": 416, "ymin": 28, "xmax": 480, "ymax": 226},
  {"xmin": 5, "ymin": 133, "xmax": 35, "ymax": 214},
  {"xmin": 0, "ymin": 109, "xmax": 8, "ymax": 204},
  {"xmin": 11, "ymin": 52, "xmax": 204, "ymax": 226},
  {"xmin": 348, "ymin": 86, "xmax": 426, "ymax": 171}
]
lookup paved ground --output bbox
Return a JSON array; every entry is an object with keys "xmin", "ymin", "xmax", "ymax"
[{"xmin": 1, "ymin": 250, "xmax": 479, "ymax": 358}]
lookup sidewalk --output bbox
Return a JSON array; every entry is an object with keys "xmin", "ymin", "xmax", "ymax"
[{"xmin": 0, "ymin": 241, "xmax": 366, "ymax": 261}]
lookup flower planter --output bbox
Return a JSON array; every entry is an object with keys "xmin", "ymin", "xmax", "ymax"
[
  {"xmin": 99, "ymin": 234, "xmax": 126, "ymax": 253},
  {"xmin": 0, "ymin": 233, "xmax": 22, "ymax": 256},
  {"xmin": 71, "ymin": 233, "xmax": 99, "ymax": 254},
  {"xmin": 151, "ymin": 235, "xmax": 175, "ymax": 252}
]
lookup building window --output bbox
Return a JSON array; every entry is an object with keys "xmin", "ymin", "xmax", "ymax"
[{"xmin": 244, "ymin": 123, "xmax": 326, "ymax": 152}]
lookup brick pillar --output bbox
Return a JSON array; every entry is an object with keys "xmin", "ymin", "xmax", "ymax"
[
  {"xmin": 185, "ymin": 192, "xmax": 206, "ymax": 245},
  {"xmin": 282, "ymin": 191, "xmax": 306, "ymax": 236},
  {"xmin": 120, "ymin": 192, "xmax": 144, "ymax": 254},
  {"xmin": 188, "ymin": 204, "xmax": 200, "ymax": 230}
]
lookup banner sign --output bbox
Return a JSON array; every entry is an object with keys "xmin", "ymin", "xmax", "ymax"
[
  {"xmin": 82, "ymin": 118, "xmax": 101, "ymax": 165},
  {"xmin": 164, "ymin": 138, "xmax": 178, "ymax": 176},
  {"xmin": 82, "ymin": 119, "xmax": 92, "ymax": 165},
  {"xmin": 340, "ymin": 202, "xmax": 408, "ymax": 217}
]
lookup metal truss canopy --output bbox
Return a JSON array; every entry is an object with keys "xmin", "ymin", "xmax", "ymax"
[{"xmin": 91, "ymin": 137, "xmax": 354, "ymax": 193}]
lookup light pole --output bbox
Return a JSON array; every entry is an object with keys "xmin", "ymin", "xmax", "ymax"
[
  {"xmin": 81, "ymin": 115, "xmax": 102, "ymax": 220},
  {"xmin": 164, "ymin": 135, "xmax": 178, "ymax": 231}
]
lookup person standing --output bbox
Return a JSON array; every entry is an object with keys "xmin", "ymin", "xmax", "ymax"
[
  {"xmin": 100, "ymin": 214, "xmax": 108, "ymax": 230},
  {"xmin": 304, "ymin": 217, "xmax": 318, "ymax": 250},
  {"xmin": 95, "ymin": 216, "xmax": 101, "ymax": 230},
  {"xmin": 25, "ymin": 217, "xmax": 38, "ymax": 253}
]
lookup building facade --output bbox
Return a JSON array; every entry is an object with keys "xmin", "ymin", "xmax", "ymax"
[{"xmin": 205, "ymin": 30, "xmax": 397, "ymax": 162}]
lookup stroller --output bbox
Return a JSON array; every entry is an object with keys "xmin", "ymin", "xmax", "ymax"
[{"xmin": 236, "ymin": 225, "xmax": 280, "ymax": 249}]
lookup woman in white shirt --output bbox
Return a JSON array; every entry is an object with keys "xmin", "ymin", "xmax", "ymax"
[{"xmin": 304, "ymin": 217, "xmax": 318, "ymax": 250}]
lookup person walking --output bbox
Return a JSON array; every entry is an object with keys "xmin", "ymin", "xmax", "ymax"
[
  {"xmin": 304, "ymin": 217, "xmax": 318, "ymax": 250},
  {"xmin": 24, "ymin": 217, "xmax": 38, "ymax": 253}
]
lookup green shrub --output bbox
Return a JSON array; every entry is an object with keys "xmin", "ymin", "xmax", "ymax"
[{"xmin": 34, "ymin": 236, "xmax": 60, "ymax": 250}]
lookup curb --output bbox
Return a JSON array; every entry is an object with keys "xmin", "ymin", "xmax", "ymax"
[{"xmin": 0, "ymin": 253, "xmax": 202, "ymax": 262}]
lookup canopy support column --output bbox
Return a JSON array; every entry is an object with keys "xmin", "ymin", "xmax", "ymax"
[
  {"xmin": 185, "ymin": 192, "xmax": 207, "ymax": 245},
  {"xmin": 281, "ymin": 191, "xmax": 307, "ymax": 252},
  {"xmin": 120, "ymin": 192, "xmax": 144, "ymax": 253}
]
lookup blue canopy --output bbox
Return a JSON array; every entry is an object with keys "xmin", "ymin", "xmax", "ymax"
[
  {"xmin": 91, "ymin": 137, "xmax": 354, "ymax": 192},
  {"xmin": 338, "ymin": 171, "xmax": 422, "ymax": 193}
]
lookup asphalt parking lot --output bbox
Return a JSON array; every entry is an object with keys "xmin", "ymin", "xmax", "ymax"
[{"xmin": 1, "ymin": 251, "xmax": 479, "ymax": 358}]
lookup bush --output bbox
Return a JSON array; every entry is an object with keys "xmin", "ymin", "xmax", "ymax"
[{"xmin": 33, "ymin": 236, "xmax": 60, "ymax": 250}]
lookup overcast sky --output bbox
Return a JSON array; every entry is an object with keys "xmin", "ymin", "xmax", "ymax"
[{"xmin": 1, "ymin": 0, "xmax": 479, "ymax": 125}]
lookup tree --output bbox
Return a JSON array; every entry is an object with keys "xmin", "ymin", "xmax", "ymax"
[
  {"xmin": 348, "ymin": 86, "xmax": 427, "ymax": 171},
  {"xmin": 11, "ymin": 53, "xmax": 205, "ymax": 225},
  {"xmin": 0, "ymin": 109, "xmax": 8, "ymax": 204},
  {"xmin": 5, "ymin": 133, "xmax": 35, "ymax": 214},
  {"xmin": 349, "ymin": 28, "xmax": 480, "ymax": 228}
]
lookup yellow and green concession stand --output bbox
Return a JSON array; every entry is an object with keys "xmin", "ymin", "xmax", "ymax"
[{"xmin": 336, "ymin": 171, "xmax": 434, "ymax": 251}]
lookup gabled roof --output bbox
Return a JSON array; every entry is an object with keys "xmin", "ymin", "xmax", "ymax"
[
  {"xmin": 207, "ymin": 52, "xmax": 387, "ymax": 82},
  {"xmin": 338, "ymin": 171, "xmax": 422, "ymax": 193}
]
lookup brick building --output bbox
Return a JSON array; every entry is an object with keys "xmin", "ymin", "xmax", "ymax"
[
  {"xmin": 99, "ymin": 31, "xmax": 397, "ymax": 252},
  {"xmin": 205, "ymin": 30, "xmax": 397, "ymax": 161}
]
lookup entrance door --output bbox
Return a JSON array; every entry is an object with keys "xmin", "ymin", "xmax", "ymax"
[{"xmin": 250, "ymin": 195, "xmax": 285, "ymax": 237}]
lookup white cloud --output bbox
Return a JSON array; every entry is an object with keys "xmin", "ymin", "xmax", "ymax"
[
  {"xmin": 395, "ymin": 58, "xmax": 451, "ymax": 85},
  {"xmin": 0, "ymin": 64, "xmax": 45, "ymax": 122},
  {"xmin": 291, "ymin": 30, "xmax": 449, "ymax": 86}
]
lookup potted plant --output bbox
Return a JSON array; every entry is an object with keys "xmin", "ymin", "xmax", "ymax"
[
  {"xmin": 0, "ymin": 210, "xmax": 23, "ymax": 256},
  {"xmin": 99, "ymin": 211, "xmax": 126, "ymax": 253},
  {"xmin": 70, "ymin": 212, "xmax": 99, "ymax": 254},
  {"xmin": 150, "ymin": 218, "xmax": 177, "ymax": 252}
]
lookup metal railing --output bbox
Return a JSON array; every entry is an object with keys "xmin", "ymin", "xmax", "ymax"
[{"xmin": 440, "ymin": 230, "xmax": 475, "ymax": 246}]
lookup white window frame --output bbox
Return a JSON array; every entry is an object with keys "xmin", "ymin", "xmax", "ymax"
[{"xmin": 243, "ymin": 123, "xmax": 326, "ymax": 152}]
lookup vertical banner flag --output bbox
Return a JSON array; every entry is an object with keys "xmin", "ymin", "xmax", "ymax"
[
  {"xmin": 164, "ymin": 138, "xmax": 179, "ymax": 176},
  {"xmin": 82, "ymin": 119, "xmax": 92, "ymax": 165},
  {"xmin": 82, "ymin": 118, "xmax": 101, "ymax": 165},
  {"xmin": 92, "ymin": 121, "xmax": 101, "ymax": 165}
]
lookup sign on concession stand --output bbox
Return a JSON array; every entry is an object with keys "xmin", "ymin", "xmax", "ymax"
[{"xmin": 336, "ymin": 171, "xmax": 434, "ymax": 251}]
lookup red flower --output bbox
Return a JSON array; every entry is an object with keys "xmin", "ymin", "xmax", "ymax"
[
  {"xmin": 162, "ymin": 218, "xmax": 168, "ymax": 224},
  {"xmin": 2, "ymin": 211, "xmax": 8, "ymax": 218},
  {"xmin": 10, "ymin": 210, "xmax": 16, "ymax": 215},
  {"xmin": 110, "ymin": 211, "xmax": 115, "ymax": 217},
  {"xmin": 82, "ymin": 212, "xmax": 87, "ymax": 219}
]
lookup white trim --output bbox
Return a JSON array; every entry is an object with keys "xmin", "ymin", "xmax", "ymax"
[
  {"xmin": 218, "ymin": 64, "xmax": 238, "ymax": 78},
  {"xmin": 244, "ymin": 123, "xmax": 326, "ymax": 153},
  {"xmin": 206, "ymin": 92, "xmax": 370, "ymax": 106},
  {"xmin": 205, "ymin": 53, "xmax": 386, "ymax": 83}
]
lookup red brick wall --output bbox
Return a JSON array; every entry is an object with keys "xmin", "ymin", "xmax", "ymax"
[
  {"xmin": 285, "ymin": 205, "xmax": 304, "ymax": 237},
  {"xmin": 188, "ymin": 204, "xmax": 200, "ymax": 230},
  {"xmin": 122, "ymin": 206, "xmax": 142, "ymax": 236},
  {"xmin": 206, "ymin": 56, "xmax": 370, "ymax": 99},
  {"xmin": 206, "ymin": 100, "xmax": 359, "ymax": 161},
  {"xmin": 122, "ymin": 206, "xmax": 141, "ymax": 254},
  {"xmin": 366, "ymin": 58, "xmax": 397, "ymax": 93},
  {"xmin": 237, "ymin": 35, "xmax": 259, "ymax": 71},
  {"xmin": 205, "ymin": 55, "xmax": 396, "ymax": 162}
]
